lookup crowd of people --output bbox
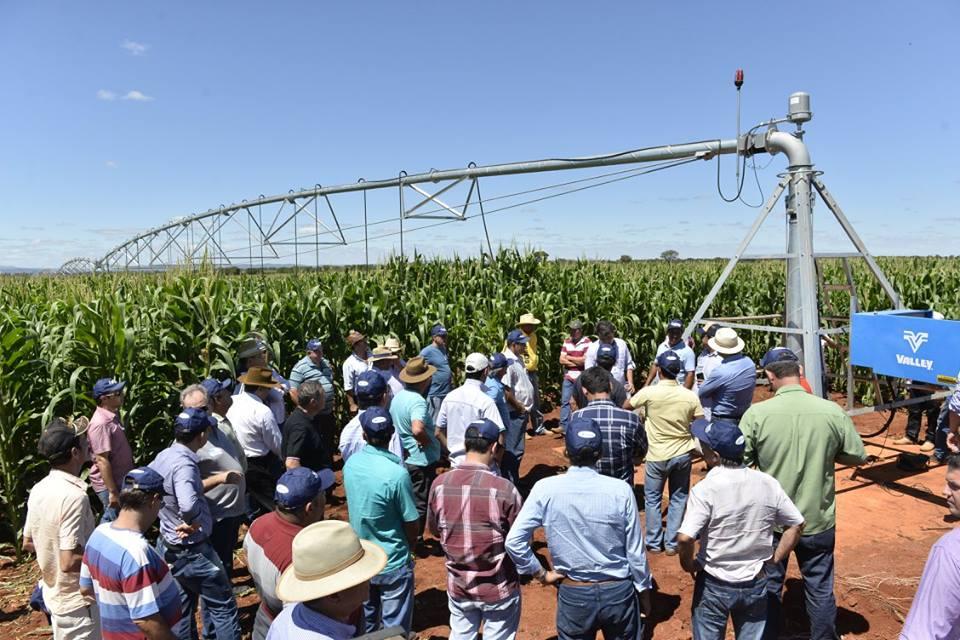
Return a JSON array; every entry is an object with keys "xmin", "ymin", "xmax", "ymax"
[{"xmin": 19, "ymin": 314, "xmax": 960, "ymax": 640}]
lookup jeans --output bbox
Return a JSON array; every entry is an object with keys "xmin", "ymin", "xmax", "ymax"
[
  {"xmin": 644, "ymin": 453, "xmax": 692, "ymax": 551},
  {"xmin": 692, "ymin": 571, "xmax": 767, "ymax": 640},
  {"xmin": 764, "ymin": 527, "xmax": 836, "ymax": 640},
  {"xmin": 556, "ymin": 579, "xmax": 641, "ymax": 640},
  {"xmin": 158, "ymin": 538, "xmax": 241, "ymax": 640},
  {"xmin": 528, "ymin": 372, "xmax": 542, "ymax": 430},
  {"xmin": 501, "ymin": 412, "xmax": 528, "ymax": 485},
  {"xmin": 934, "ymin": 399, "xmax": 951, "ymax": 461},
  {"xmin": 208, "ymin": 515, "xmax": 243, "ymax": 581},
  {"xmin": 428, "ymin": 395, "xmax": 446, "ymax": 423},
  {"xmin": 560, "ymin": 378, "xmax": 575, "ymax": 432},
  {"xmin": 448, "ymin": 592, "xmax": 521, "ymax": 640},
  {"xmin": 96, "ymin": 489, "xmax": 118, "ymax": 524},
  {"xmin": 245, "ymin": 452, "xmax": 282, "ymax": 519},
  {"xmin": 905, "ymin": 390, "xmax": 939, "ymax": 443},
  {"xmin": 363, "ymin": 561, "xmax": 415, "ymax": 635}
]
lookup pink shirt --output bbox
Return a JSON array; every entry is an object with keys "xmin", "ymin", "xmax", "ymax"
[
  {"xmin": 561, "ymin": 336, "xmax": 593, "ymax": 382},
  {"xmin": 87, "ymin": 406, "xmax": 134, "ymax": 493}
]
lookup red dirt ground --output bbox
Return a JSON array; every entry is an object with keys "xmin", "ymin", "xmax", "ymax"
[{"xmin": 0, "ymin": 393, "xmax": 950, "ymax": 639}]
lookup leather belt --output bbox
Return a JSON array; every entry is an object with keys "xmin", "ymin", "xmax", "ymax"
[{"xmin": 562, "ymin": 577, "xmax": 628, "ymax": 587}]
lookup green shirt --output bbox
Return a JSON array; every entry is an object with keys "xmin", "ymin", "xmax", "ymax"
[
  {"xmin": 389, "ymin": 389, "xmax": 441, "ymax": 468},
  {"xmin": 740, "ymin": 385, "xmax": 867, "ymax": 535},
  {"xmin": 343, "ymin": 445, "xmax": 419, "ymax": 573}
]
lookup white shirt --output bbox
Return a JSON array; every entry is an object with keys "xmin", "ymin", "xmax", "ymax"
[
  {"xmin": 436, "ymin": 379, "xmax": 506, "ymax": 466},
  {"xmin": 341, "ymin": 353, "xmax": 370, "ymax": 393},
  {"xmin": 338, "ymin": 409, "xmax": 404, "ymax": 463},
  {"xmin": 584, "ymin": 338, "xmax": 636, "ymax": 384},
  {"xmin": 678, "ymin": 465, "xmax": 805, "ymax": 583},
  {"xmin": 501, "ymin": 349, "xmax": 534, "ymax": 411},
  {"xmin": 226, "ymin": 392, "xmax": 283, "ymax": 458}
]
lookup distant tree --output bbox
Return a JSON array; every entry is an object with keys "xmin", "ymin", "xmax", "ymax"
[
  {"xmin": 619, "ymin": 254, "xmax": 632, "ymax": 263},
  {"xmin": 661, "ymin": 249, "xmax": 679, "ymax": 262},
  {"xmin": 533, "ymin": 250, "xmax": 549, "ymax": 262}
]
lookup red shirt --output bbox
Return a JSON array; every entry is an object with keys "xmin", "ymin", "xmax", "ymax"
[
  {"xmin": 243, "ymin": 511, "xmax": 301, "ymax": 619},
  {"xmin": 561, "ymin": 336, "xmax": 593, "ymax": 382},
  {"xmin": 427, "ymin": 463, "xmax": 522, "ymax": 603}
]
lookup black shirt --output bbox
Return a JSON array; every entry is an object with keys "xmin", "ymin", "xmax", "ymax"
[
  {"xmin": 572, "ymin": 371, "xmax": 628, "ymax": 410},
  {"xmin": 281, "ymin": 410, "xmax": 329, "ymax": 471}
]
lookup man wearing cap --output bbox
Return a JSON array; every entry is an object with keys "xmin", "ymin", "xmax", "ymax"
[
  {"xmin": 80, "ymin": 467, "xmax": 182, "ymax": 640},
  {"xmin": 420, "ymin": 323, "xmax": 453, "ymax": 421},
  {"xmin": 438, "ymin": 353, "xmax": 507, "ymax": 468},
  {"xmin": 698, "ymin": 327, "xmax": 756, "ymax": 426},
  {"xmin": 289, "ymin": 339, "xmax": 338, "ymax": 458},
  {"xmin": 676, "ymin": 421, "xmax": 805, "ymax": 640},
  {"xmin": 24, "ymin": 418, "xmax": 100, "ymax": 640},
  {"xmin": 391, "ymin": 357, "xmax": 443, "ymax": 538},
  {"xmin": 228, "ymin": 366, "xmax": 284, "ymax": 516},
  {"xmin": 629, "ymin": 350, "xmax": 705, "ymax": 555},
  {"xmin": 506, "ymin": 416, "xmax": 653, "ymax": 640},
  {"xmin": 515, "ymin": 313, "xmax": 544, "ymax": 434},
  {"xmin": 150, "ymin": 407, "xmax": 241, "ymax": 640},
  {"xmin": 343, "ymin": 330, "xmax": 372, "ymax": 414},
  {"xmin": 646, "ymin": 319, "xmax": 696, "ymax": 390},
  {"xmin": 369, "ymin": 346, "xmax": 404, "ymax": 398},
  {"xmin": 560, "ymin": 320, "xmax": 592, "ymax": 434},
  {"xmin": 585, "ymin": 320, "xmax": 637, "ymax": 392},
  {"xmin": 759, "ymin": 347, "xmax": 812, "ymax": 394},
  {"xmin": 202, "ymin": 378, "xmax": 246, "ymax": 470},
  {"xmin": 267, "ymin": 520, "xmax": 388, "ymax": 640},
  {"xmin": 340, "ymin": 371, "xmax": 404, "ymax": 464},
  {"xmin": 244, "ymin": 467, "xmax": 335, "ymax": 640},
  {"xmin": 500, "ymin": 333, "xmax": 534, "ymax": 482},
  {"xmin": 343, "ymin": 407, "xmax": 420, "ymax": 635},
  {"xmin": 574, "ymin": 367, "xmax": 645, "ymax": 486},
  {"xmin": 485, "ymin": 353, "xmax": 513, "ymax": 434},
  {"xmin": 571, "ymin": 348, "xmax": 629, "ymax": 412},
  {"xmin": 739, "ymin": 357, "xmax": 867, "ymax": 640},
  {"xmin": 428, "ymin": 419, "xmax": 524, "ymax": 640},
  {"xmin": 236, "ymin": 336, "xmax": 288, "ymax": 428},
  {"xmin": 88, "ymin": 377, "xmax": 134, "ymax": 524},
  {"xmin": 283, "ymin": 380, "xmax": 334, "ymax": 473}
]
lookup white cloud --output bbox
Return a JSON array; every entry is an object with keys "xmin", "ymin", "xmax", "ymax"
[
  {"xmin": 122, "ymin": 90, "xmax": 154, "ymax": 102},
  {"xmin": 96, "ymin": 89, "xmax": 116, "ymax": 101},
  {"xmin": 121, "ymin": 40, "xmax": 148, "ymax": 56},
  {"xmin": 105, "ymin": 160, "xmax": 118, "ymax": 169}
]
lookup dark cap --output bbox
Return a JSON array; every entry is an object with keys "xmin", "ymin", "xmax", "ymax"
[
  {"xmin": 691, "ymin": 418, "xmax": 746, "ymax": 459},
  {"xmin": 506, "ymin": 329, "xmax": 529, "ymax": 345},
  {"xmin": 93, "ymin": 377, "xmax": 126, "ymax": 400},
  {"xmin": 430, "ymin": 323, "xmax": 448, "ymax": 337},
  {"xmin": 174, "ymin": 407, "xmax": 216, "ymax": 436},
  {"xmin": 123, "ymin": 467, "xmax": 166, "ymax": 494},
  {"xmin": 656, "ymin": 350, "xmax": 683, "ymax": 376},
  {"xmin": 465, "ymin": 418, "xmax": 500, "ymax": 443},
  {"xmin": 360, "ymin": 406, "xmax": 395, "ymax": 435},
  {"xmin": 355, "ymin": 370, "xmax": 387, "ymax": 401},
  {"xmin": 488, "ymin": 352, "xmax": 509, "ymax": 371},
  {"xmin": 596, "ymin": 342, "xmax": 618, "ymax": 364},
  {"xmin": 565, "ymin": 416, "xmax": 602, "ymax": 455},
  {"xmin": 201, "ymin": 377, "xmax": 232, "ymax": 398},
  {"xmin": 38, "ymin": 418, "xmax": 87, "ymax": 461},
  {"xmin": 667, "ymin": 318, "xmax": 683, "ymax": 331},
  {"xmin": 760, "ymin": 347, "xmax": 799, "ymax": 369},
  {"xmin": 306, "ymin": 339, "xmax": 322, "ymax": 352},
  {"xmin": 274, "ymin": 467, "xmax": 336, "ymax": 510}
]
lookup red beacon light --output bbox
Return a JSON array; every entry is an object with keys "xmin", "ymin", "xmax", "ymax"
[{"xmin": 735, "ymin": 69, "xmax": 744, "ymax": 89}]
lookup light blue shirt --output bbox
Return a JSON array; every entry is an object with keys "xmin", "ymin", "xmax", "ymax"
[
  {"xmin": 505, "ymin": 466, "xmax": 652, "ymax": 591},
  {"xmin": 150, "ymin": 443, "xmax": 211, "ymax": 546},
  {"xmin": 698, "ymin": 354, "xmax": 757, "ymax": 419},
  {"xmin": 656, "ymin": 339, "xmax": 696, "ymax": 383},
  {"xmin": 420, "ymin": 344, "xmax": 452, "ymax": 398},
  {"xmin": 485, "ymin": 375, "xmax": 511, "ymax": 426},
  {"xmin": 390, "ymin": 389, "xmax": 441, "ymax": 467},
  {"xmin": 266, "ymin": 603, "xmax": 355, "ymax": 640}
]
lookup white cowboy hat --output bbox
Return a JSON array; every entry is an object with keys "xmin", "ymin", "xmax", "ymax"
[
  {"xmin": 275, "ymin": 520, "xmax": 387, "ymax": 603},
  {"xmin": 517, "ymin": 313, "xmax": 541, "ymax": 326},
  {"xmin": 708, "ymin": 327, "xmax": 746, "ymax": 355}
]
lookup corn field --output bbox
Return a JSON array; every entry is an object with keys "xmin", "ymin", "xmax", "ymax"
[{"xmin": 1, "ymin": 250, "xmax": 957, "ymax": 547}]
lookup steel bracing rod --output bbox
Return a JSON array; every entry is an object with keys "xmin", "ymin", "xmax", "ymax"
[
  {"xmin": 405, "ymin": 178, "xmax": 467, "ymax": 218},
  {"xmin": 191, "ymin": 216, "xmax": 235, "ymax": 265},
  {"xmin": 264, "ymin": 196, "xmax": 316, "ymax": 241},
  {"xmin": 320, "ymin": 193, "xmax": 347, "ymax": 244},
  {"xmin": 812, "ymin": 177, "xmax": 901, "ymax": 308},
  {"xmin": 242, "ymin": 208, "xmax": 280, "ymax": 259},
  {"xmin": 682, "ymin": 177, "xmax": 790, "ymax": 340}
]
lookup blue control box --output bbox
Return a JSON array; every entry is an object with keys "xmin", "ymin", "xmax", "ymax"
[{"xmin": 850, "ymin": 310, "xmax": 960, "ymax": 386}]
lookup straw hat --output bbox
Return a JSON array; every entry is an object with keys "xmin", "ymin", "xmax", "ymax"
[
  {"xmin": 517, "ymin": 313, "xmax": 541, "ymax": 326},
  {"xmin": 399, "ymin": 356, "xmax": 437, "ymax": 384},
  {"xmin": 367, "ymin": 346, "xmax": 399, "ymax": 364},
  {"xmin": 275, "ymin": 521, "xmax": 387, "ymax": 603},
  {"xmin": 708, "ymin": 327, "xmax": 745, "ymax": 355},
  {"xmin": 383, "ymin": 337, "xmax": 403, "ymax": 355},
  {"xmin": 346, "ymin": 330, "xmax": 366, "ymax": 346},
  {"xmin": 238, "ymin": 366, "xmax": 281, "ymax": 388}
]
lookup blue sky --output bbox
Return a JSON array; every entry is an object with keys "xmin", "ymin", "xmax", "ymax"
[{"xmin": 0, "ymin": 1, "xmax": 957, "ymax": 268}]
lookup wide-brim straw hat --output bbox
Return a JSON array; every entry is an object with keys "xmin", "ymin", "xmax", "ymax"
[
  {"xmin": 276, "ymin": 521, "xmax": 387, "ymax": 603},
  {"xmin": 238, "ymin": 366, "xmax": 282, "ymax": 388},
  {"xmin": 368, "ymin": 347, "xmax": 399, "ymax": 364},
  {"xmin": 517, "ymin": 313, "xmax": 541, "ymax": 326},
  {"xmin": 399, "ymin": 356, "xmax": 437, "ymax": 384},
  {"xmin": 708, "ymin": 327, "xmax": 745, "ymax": 355},
  {"xmin": 384, "ymin": 337, "xmax": 403, "ymax": 354}
]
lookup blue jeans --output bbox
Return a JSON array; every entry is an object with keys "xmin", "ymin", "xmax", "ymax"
[
  {"xmin": 96, "ymin": 489, "xmax": 118, "ymax": 524},
  {"xmin": 448, "ymin": 592, "xmax": 521, "ymax": 640},
  {"xmin": 363, "ymin": 561, "xmax": 415, "ymax": 635},
  {"xmin": 764, "ymin": 527, "xmax": 836, "ymax": 640},
  {"xmin": 556, "ymin": 579, "xmax": 641, "ymax": 640},
  {"xmin": 934, "ymin": 399, "xmax": 951, "ymax": 461},
  {"xmin": 560, "ymin": 378, "xmax": 575, "ymax": 432},
  {"xmin": 528, "ymin": 372, "xmax": 542, "ymax": 430},
  {"xmin": 692, "ymin": 571, "xmax": 767, "ymax": 640},
  {"xmin": 644, "ymin": 453, "xmax": 692, "ymax": 551},
  {"xmin": 501, "ymin": 412, "xmax": 527, "ymax": 485},
  {"xmin": 158, "ymin": 538, "xmax": 241, "ymax": 640}
]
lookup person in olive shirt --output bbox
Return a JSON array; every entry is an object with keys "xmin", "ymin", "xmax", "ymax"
[
  {"xmin": 282, "ymin": 381, "xmax": 332, "ymax": 472},
  {"xmin": 740, "ymin": 357, "xmax": 867, "ymax": 640}
]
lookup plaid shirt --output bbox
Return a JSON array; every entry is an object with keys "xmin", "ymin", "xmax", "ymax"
[
  {"xmin": 574, "ymin": 400, "xmax": 645, "ymax": 484},
  {"xmin": 427, "ymin": 462, "xmax": 522, "ymax": 603}
]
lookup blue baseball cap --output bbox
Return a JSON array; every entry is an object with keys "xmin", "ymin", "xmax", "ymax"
[
  {"xmin": 667, "ymin": 318, "xmax": 684, "ymax": 331},
  {"xmin": 93, "ymin": 378, "xmax": 126, "ymax": 400},
  {"xmin": 760, "ymin": 347, "xmax": 799, "ymax": 369},
  {"xmin": 565, "ymin": 416, "xmax": 602, "ymax": 455},
  {"xmin": 431, "ymin": 323, "xmax": 448, "ymax": 337},
  {"xmin": 506, "ymin": 329, "xmax": 529, "ymax": 345},
  {"xmin": 691, "ymin": 418, "xmax": 746, "ymax": 459},
  {"xmin": 123, "ymin": 467, "xmax": 166, "ymax": 494},
  {"xmin": 488, "ymin": 353, "xmax": 509, "ymax": 370},
  {"xmin": 360, "ymin": 406, "xmax": 395, "ymax": 435},
  {"xmin": 656, "ymin": 350, "xmax": 683, "ymax": 376},
  {"xmin": 465, "ymin": 418, "xmax": 500, "ymax": 443},
  {"xmin": 174, "ymin": 407, "xmax": 216, "ymax": 436},
  {"xmin": 355, "ymin": 370, "xmax": 387, "ymax": 401},
  {"xmin": 596, "ymin": 342, "xmax": 618, "ymax": 363},
  {"xmin": 306, "ymin": 339, "xmax": 323, "ymax": 352},
  {"xmin": 274, "ymin": 467, "xmax": 336, "ymax": 510},
  {"xmin": 201, "ymin": 377, "xmax": 233, "ymax": 398}
]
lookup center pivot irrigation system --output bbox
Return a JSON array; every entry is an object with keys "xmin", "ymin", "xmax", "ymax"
[{"xmin": 58, "ymin": 86, "xmax": 960, "ymax": 410}]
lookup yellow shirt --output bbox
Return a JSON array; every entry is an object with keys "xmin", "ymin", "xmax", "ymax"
[{"xmin": 629, "ymin": 380, "xmax": 704, "ymax": 462}]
